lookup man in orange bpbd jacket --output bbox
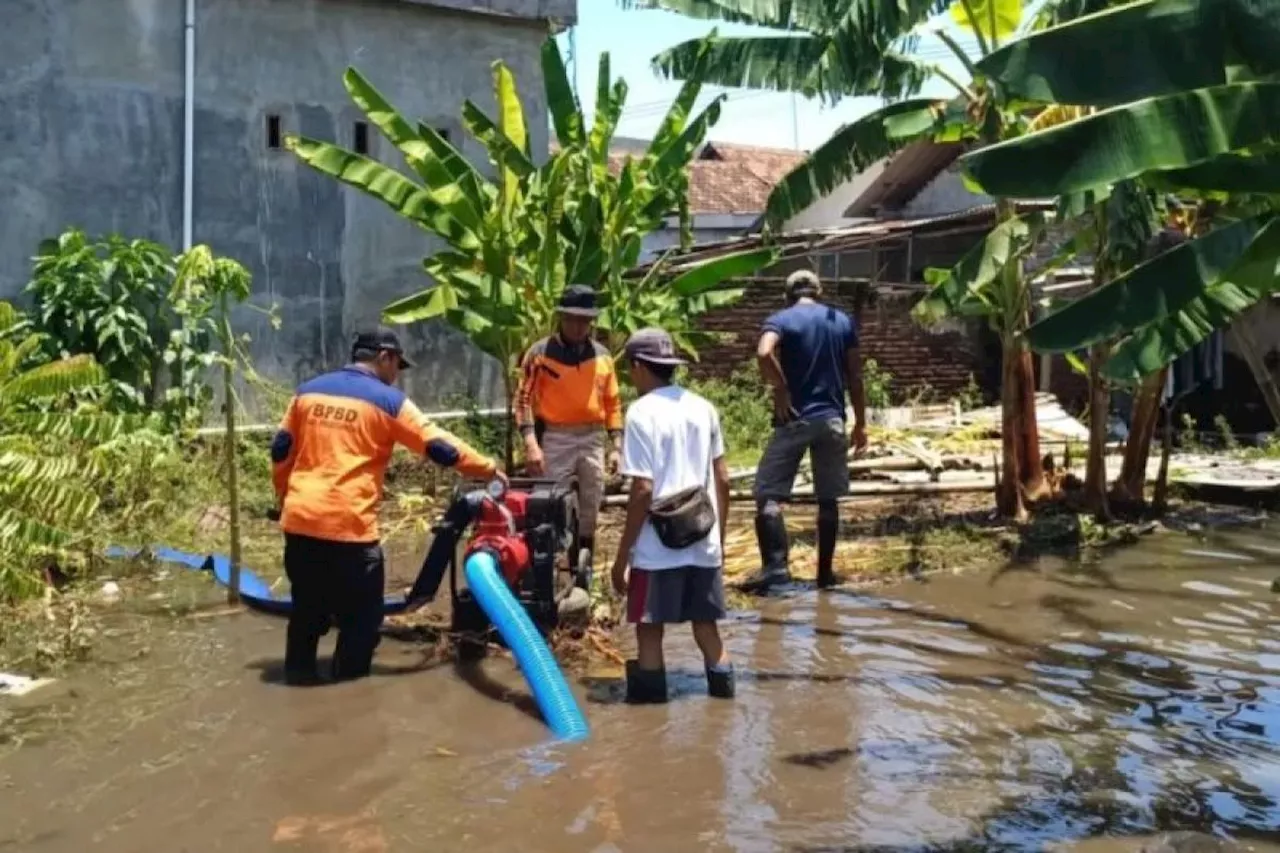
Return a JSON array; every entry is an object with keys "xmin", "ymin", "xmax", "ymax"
[
  {"xmin": 271, "ymin": 328, "xmax": 503, "ymax": 685},
  {"xmin": 515, "ymin": 285, "xmax": 623, "ymax": 583}
]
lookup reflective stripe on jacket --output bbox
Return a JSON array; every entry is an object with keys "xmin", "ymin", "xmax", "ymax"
[{"xmin": 514, "ymin": 336, "xmax": 623, "ymax": 437}]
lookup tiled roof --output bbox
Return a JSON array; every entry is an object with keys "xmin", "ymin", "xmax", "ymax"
[
  {"xmin": 556, "ymin": 140, "xmax": 807, "ymax": 216},
  {"xmin": 688, "ymin": 141, "xmax": 806, "ymax": 215}
]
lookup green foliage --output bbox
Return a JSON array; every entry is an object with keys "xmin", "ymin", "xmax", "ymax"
[
  {"xmin": 436, "ymin": 394, "xmax": 507, "ymax": 461},
  {"xmin": 954, "ymin": 373, "xmax": 985, "ymax": 411},
  {"xmin": 862, "ymin": 357, "xmax": 894, "ymax": 408},
  {"xmin": 173, "ymin": 246, "xmax": 271, "ymax": 598},
  {"xmin": 684, "ymin": 366, "xmax": 775, "ymax": 465},
  {"xmin": 24, "ymin": 230, "xmax": 219, "ymax": 429},
  {"xmin": 0, "ymin": 301, "xmax": 157, "ymax": 600},
  {"xmin": 1213, "ymin": 413, "xmax": 1239, "ymax": 450},
  {"xmin": 290, "ymin": 36, "xmax": 769, "ymax": 358},
  {"xmin": 964, "ymin": 0, "xmax": 1280, "ymax": 384},
  {"xmin": 288, "ymin": 36, "xmax": 775, "ymax": 462},
  {"xmin": 1179, "ymin": 412, "xmax": 1201, "ymax": 450}
]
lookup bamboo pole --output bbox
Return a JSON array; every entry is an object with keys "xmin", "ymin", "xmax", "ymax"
[{"xmin": 220, "ymin": 299, "xmax": 241, "ymax": 606}]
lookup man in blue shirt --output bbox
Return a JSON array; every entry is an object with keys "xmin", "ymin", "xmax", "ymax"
[{"xmin": 744, "ymin": 270, "xmax": 867, "ymax": 592}]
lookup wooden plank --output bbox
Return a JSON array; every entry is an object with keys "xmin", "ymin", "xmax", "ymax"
[{"xmin": 1229, "ymin": 324, "xmax": 1280, "ymax": 427}]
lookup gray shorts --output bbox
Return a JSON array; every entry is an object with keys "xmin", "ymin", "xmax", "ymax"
[
  {"xmin": 626, "ymin": 566, "xmax": 726, "ymax": 624},
  {"xmin": 753, "ymin": 417, "xmax": 849, "ymax": 502}
]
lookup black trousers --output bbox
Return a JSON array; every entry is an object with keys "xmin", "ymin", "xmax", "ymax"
[{"xmin": 283, "ymin": 533, "xmax": 385, "ymax": 681}]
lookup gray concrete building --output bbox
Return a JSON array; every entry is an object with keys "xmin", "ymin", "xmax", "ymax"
[{"xmin": 2, "ymin": 0, "xmax": 576, "ymax": 412}]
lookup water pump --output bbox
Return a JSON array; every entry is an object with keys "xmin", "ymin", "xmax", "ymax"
[{"xmin": 406, "ymin": 477, "xmax": 590, "ymax": 660}]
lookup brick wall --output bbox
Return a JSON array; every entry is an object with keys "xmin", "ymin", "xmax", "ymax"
[{"xmin": 691, "ymin": 278, "xmax": 989, "ymax": 401}]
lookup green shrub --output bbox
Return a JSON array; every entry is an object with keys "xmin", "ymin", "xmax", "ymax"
[{"xmin": 685, "ymin": 366, "xmax": 774, "ymax": 466}]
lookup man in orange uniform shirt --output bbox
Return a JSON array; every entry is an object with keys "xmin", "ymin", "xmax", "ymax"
[
  {"xmin": 515, "ymin": 285, "xmax": 623, "ymax": 585},
  {"xmin": 271, "ymin": 328, "xmax": 502, "ymax": 684}
]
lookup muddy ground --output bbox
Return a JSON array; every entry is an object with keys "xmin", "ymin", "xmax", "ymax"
[{"xmin": 1, "ymin": 484, "xmax": 1265, "ymax": 689}]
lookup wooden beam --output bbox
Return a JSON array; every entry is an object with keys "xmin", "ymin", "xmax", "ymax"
[{"xmin": 1229, "ymin": 323, "xmax": 1280, "ymax": 427}]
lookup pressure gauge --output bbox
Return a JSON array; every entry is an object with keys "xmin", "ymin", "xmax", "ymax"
[{"xmin": 486, "ymin": 477, "xmax": 507, "ymax": 501}]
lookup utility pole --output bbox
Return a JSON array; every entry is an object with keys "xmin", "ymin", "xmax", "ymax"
[{"xmin": 791, "ymin": 92, "xmax": 800, "ymax": 150}]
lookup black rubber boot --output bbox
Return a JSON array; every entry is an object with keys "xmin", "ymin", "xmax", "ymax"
[
  {"xmin": 816, "ymin": 501, "xmax": 839, "ymax": 589},
  {"xmin": 625, "ymin": 660, "xmax": 668, "ymax": 704},
  {"xmin": 706, "ymin": 664, "xmax": 736, "ymax": 699},
  {"xmin": 740, "ymin": 509, "xmax": 791, "ymax": 592}
]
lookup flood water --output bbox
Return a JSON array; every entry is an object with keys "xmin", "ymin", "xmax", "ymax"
[{"xmin": 4, "ymin": 522, "xmax": 1280, "ymax": 852}]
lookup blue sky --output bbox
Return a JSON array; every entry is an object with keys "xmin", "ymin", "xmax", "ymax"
[{"xmin": 556, "ymin": 3, "xmax": 986, "ymax": 152}]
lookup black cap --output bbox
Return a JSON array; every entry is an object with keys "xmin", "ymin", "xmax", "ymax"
[
  {"xmin": 351, "ymin": 326, "xmax": 413, "ymax": 369},
  {"xmin": 558, "ymin": 284, "xmax": 599, "ymax": 318},
  {"xmin": 785, "ymin": 269, "xmax": 822, "ymax": 299},
  {"xmin": 624, "ymin": 327, "xmax": 687, "ymax": 366}
]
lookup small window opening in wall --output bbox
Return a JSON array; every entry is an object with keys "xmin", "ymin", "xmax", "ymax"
[
  {"xmin": 266, "ymin": 114, "xmax": 282, "ymax": 150},
  {"xmin": 353, "ymin": 121, "xmax": 370, "ymax": 155}
]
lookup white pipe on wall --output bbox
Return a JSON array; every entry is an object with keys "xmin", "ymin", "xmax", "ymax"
[{"xmin": 182, "ymin": 0, "xmax": 196, "ymax": 251}]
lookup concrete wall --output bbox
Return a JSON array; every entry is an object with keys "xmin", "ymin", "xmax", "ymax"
[
  {"xmin": 1, "ymin": 0, "xmax": 562, "ymax": 413},
  {"xmin": 641, "ymin": 214, "xmax": 760, "ymax": 261}
]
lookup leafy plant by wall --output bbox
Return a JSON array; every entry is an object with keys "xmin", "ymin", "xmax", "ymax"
[{"xmin": 24, "ymin": 230, "xmax": 218, "ymax": 429}]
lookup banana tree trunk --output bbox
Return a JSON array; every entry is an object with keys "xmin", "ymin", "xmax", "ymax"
[
  {"xmin": 998, "ymin": 338, "xmax": 1028, "ymax": 521},
  {"xmin": 1111, "ymin": 367, "xmax": 1168, "ymax": 505},
  {"xmin": 1083, "ymin": 342, "xmax": 1112, "ymax": 519},
  {"xmin": 1015, "ymin": 345, "xmax": 1048, "ymax": 499}
]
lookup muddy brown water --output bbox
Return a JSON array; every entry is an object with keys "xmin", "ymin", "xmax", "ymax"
[{"xmin": 4, "ymin": 524, "xmax": 1280, "ymax": 852}]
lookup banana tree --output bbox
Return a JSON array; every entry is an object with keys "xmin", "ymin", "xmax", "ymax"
[
  {"xmin": 627, "ymin": 0, "xmax": 1097, "ymax": 520},
  {"xmin": 958, "ymin": 0, "xmax": 1280, "ymax": 508},
  {"xmin": 288, "ymin": 36, "xmax": 775, "ymax": 466}
]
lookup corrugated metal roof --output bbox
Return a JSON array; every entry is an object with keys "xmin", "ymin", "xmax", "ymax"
[
  {"xmin": 632, "ymin": 201, "xmax": 1056, "ymax": 276},
  {"xmin": 842, "ymin": 141, "xmax": 966, "ymax": 218}
]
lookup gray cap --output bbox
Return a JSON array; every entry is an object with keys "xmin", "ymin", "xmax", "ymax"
[
  {"xmin": 624, "ymin": 327, "xmax": 687, "ymax": 366},
  {"xmin": 785, "ymin": 269, "xmax": 822, "ymax": 298}
]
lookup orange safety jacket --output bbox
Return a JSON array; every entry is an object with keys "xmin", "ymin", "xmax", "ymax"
[
  {"xmin": 514, "ymin": 336, "xmax": 623, "ymax": 439},
  {"xmin": 271, "ymin": 365, "xmax": 497, "ymax": 543}
]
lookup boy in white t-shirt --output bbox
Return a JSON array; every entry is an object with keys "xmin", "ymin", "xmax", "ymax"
[{"xmin": 609, "ymin": 328, "xmax": 735, "ymax": 703}]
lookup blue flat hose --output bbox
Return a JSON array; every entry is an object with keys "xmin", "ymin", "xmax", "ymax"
[{"xmin": 463, "ymin": 551, "xmax": 590, "ymax": 743}]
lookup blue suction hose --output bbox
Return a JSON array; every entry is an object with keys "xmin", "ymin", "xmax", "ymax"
[{"xmin": 463, "ymin": 550, "xmax": 590, "ymax": 743}]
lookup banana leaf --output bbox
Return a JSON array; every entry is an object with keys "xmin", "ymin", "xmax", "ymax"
[
  {"xmin": 1146, "ymin": 151, "xmax": 1280, "ymax": 195},
  {"xmin": 342, "ymin": 69, "xmax": 487, "ymax": 231},
  {"xmin": 1104, "ymin": 216, "xmax": 1280, "ymax": 381},
  {"xmin": 646, "ymin": 95, "xmax": 725, "ymax": 207},
  {"xmin": 666, "ymin": 247, "xmax": 779, "ymax": 297},
  {"xmin": 652, "ymin": 33, "xmax": 930, "ymax": 102},
  {"xmin": 950, "ymin": 0, "xmax": 1023, "ymax": 43},
  {"xmin": 962, "ymin": 82, "xmax": 1280, "ymax": 198},
  {"xmin": 491, "ymin": 61, "xmax": 529, "ymax": 220},
  {"xmin": 978, "ymin": 0, "xmax": 1233, "ymax": 107},
  {"xmin": 1026, "ymin": 214, "xmax": 1275, "ymax": 353},
  {"xmin": 649, "ymin": 38, "xmax": 712, "ymax": 161},
  {"xmin": 912, "ymin": 214, "xmax": 1042, "ymax": 325},
  {"xmin": 764, "ymin": 98, "xmax": 951, "ymax": 226},
  {"xmin": 415, "ymin": 122, "xmax": 495, "ymax": 207},
  {"xmin": 541, "ymin": 39, "xmax": 583, "ymax": 149},
  {"xmin": 461, "ymin": 101, "xmax": 536, "ymax": 178},
  {"xmin": 618, "ymin": 0, "xmax": 840, "ymax": 30}
]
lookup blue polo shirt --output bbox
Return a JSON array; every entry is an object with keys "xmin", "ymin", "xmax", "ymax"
[{"xmin": 762, "ymin": 300, "xmax": 858, "ymax": 423}]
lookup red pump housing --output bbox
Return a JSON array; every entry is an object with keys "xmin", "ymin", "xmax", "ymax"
[{"xmin": 463, "ymin": 491, "xmax": 532, "ymax": 587}]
